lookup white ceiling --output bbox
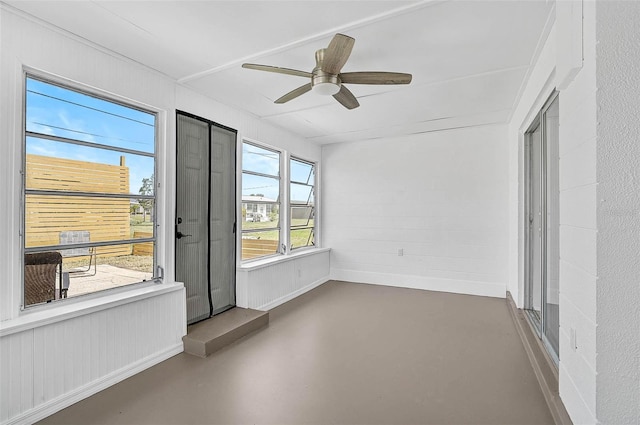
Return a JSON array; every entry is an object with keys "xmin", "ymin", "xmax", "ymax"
[{"xmin": 7, "ymin": 0, "xmax": 554, "ymax": 144}]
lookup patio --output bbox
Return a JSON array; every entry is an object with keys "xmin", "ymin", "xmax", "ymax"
[{"xmin": 65, "ymin": 264, "xmax": 153, "ymax": 298}]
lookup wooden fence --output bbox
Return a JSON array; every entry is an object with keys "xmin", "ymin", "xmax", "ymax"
[
  {"xmin": 241, "ymin": 239, "xmax": 279, "ymax": 260},
  {"xmin": 132, "ymin": 232, "xmax": 153, "ymax": 256},
  {"xmin": 26, "ymin": 154, "xmax": 131, "ymax": 258}
]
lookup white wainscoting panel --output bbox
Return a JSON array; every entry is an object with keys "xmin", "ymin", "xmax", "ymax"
[
  {"xmin": 237, "ymin": 249, "xmax": 330, "ymax": 310},
  {"xmin": 0, "ymin": 287, "xmax": 185, "ymax": 425}
]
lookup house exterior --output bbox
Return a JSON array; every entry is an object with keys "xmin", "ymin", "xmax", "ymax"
[{"xmin": 242, "ymin": 195, "xmax": 277, "ymax": 222}]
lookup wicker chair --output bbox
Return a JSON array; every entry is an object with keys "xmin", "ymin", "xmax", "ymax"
[{"xmin": 24, "ymin": 251, "xmax": 62, "ymax": 306}]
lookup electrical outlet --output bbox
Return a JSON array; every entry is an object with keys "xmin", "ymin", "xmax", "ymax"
[
  {"xmin": 398, "ymin": 248, "xmax": 403, "ymax": 256},
  {"xmin": 570, "ymin": 328, "xmax": 577, "ymax": 351}
]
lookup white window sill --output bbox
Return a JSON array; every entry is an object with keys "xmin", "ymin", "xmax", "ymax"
[
  {"xmin": 0, "ymin": 281, "xmax": 184, "ymax": 337},
  {"xmin": 237, "ymin": 247, "xmax": 331, "ymax": 272}
]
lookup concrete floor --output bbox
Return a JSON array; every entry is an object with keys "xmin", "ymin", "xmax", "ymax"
[{"xmin": 39, "ymin": 281, "xmax": 553, "ymax": 424}]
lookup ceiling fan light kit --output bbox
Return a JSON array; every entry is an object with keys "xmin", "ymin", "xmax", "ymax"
[
  {"xmin": 242, "ymin": 33, "xmax": 412, "ymax": 110},
  {"xmin": 311, "ymin": 70, "xmax": 341, "ymax": 96}
]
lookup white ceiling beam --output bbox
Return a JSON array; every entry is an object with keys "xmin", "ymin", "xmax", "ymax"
[{"xmin": 177, "ymin": 0, "xmax": 447, "ymax": 84}]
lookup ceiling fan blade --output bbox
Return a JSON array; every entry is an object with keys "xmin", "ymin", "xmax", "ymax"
[
  {"xmin": 322, "ymin": 34, "xmax": 355, "ymax": 74},
  {"xmin": 332, "ymin": 85, "xmax": 359, "ymax": 110},
  {"xmin": 242, "ymin": 63, "xmax": 312, "ymax": 78},
  {"xmin": 275, "ymin": 83, "xmax": 313, "ymax": 104},
  {"xmin": 340, "ymin": 72, "xmax": 412, "ymax": 85}
]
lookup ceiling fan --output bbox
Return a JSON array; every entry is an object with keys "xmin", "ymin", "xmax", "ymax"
[{"xmin": 242, "ymin": 33, "xmax": 412, "ymax": 110}]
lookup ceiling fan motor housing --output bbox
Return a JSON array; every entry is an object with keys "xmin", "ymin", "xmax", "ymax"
[
  {"xmin": 312, "ymin": 48, "xmax": 341, "ymax": 95},
  {"xmin": 312, "ymin": 68, "xmax": 341, "ymax": 95}
]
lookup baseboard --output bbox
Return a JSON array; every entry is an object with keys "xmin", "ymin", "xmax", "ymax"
[
  {"xmin": 506, "ymin": 292, "xmax": 573, "ymax": 425},
  {"xmin": 330, "ymin": 269, "xmax": 506, "ymax": 298},
  {"xmin": 257, "ymin": 276, "xmax": 329, "ymax": 311},
  {"xmin": 5, "ymin": 343, "xmax": 184, "ymax": 425}
]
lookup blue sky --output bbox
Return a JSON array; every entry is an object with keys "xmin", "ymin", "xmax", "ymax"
[
  {"xmin": 242, "ymin": 144, "xmax": 315, "ymax": 203},
  {"xmin": 25, "ymin": 78, "xmax": 155, "ymax": 195}
]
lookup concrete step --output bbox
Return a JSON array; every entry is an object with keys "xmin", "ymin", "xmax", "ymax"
[{"xmin": 183, "ymin": 307, "xmax": 269, "ymax": 357}]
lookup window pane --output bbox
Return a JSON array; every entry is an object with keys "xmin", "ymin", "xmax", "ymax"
[
  {"xmin": 291, "ymin": 209, "xmax": 314, "ymax": 228},
  {"xmin": 289, "ymin": 158, "xmax": 315, "ymax": 251},
  {"xmin": 290, "ymin": 228, "xmax": 314, "ymax": 249},
  {"xmin": 26, "ymin": 137, "xmax": 154, "ymax": 196},
  {"xmin": 242, "ymin": 143, "xmax": 279, "ymax": 177},
  {"xmin": 24, "ymin": 76, "xmax": 157, "ymax": 306},
  {"xmin": 241, "ymin": 174, "xmax": 279, "ymax": 202},
  {"xmin": 26, "ymin": 78, "xmax": 155, "ymax": 153},
  {"xmin": 241, "ymin": 233, "xmax": 279, "ymax": 260},
  {"xmin": 26, "ymin": 77, "xmax": 155, "ymax": 154},
  {"xmin": 24, "ymin": 243, "xmax": 153, "ymax": 307},
  {"xmin": 241, "ymin": 141, "xmax": 281, "ymax": 261},
  {"xmin": 243, "ymin": 208, "xmax": 279, "ymax": 229},
  {"xmin": 290, "ymin": 159, "xmax": 314, "ymax": 184},
  {"xmin": 25, "ymin": 194, "xmax": 152, "ymax": 249},
  {"xmin": 290, "ymin": 182, "xmax": 314, "ymax": 205}
]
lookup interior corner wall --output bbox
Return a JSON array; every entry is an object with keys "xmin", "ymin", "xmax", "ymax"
[
  {"xmin": 508, "ymin": 2, "xmax": 599, "ymax": 423},
  {"xmin": 594, "ymin": 1, "xmax": 640, "ymax": 422},
  {"xmin": 0, "ymin": 6, "xmax": 326, "ymax": 424},
  {"xmin": 323, "ymin": 125, "xmax": 509, "ymax": 298}
]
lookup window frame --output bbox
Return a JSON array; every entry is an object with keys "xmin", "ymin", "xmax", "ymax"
[
  {"xmin": 21, "ymin": 72, "xmax": 161, "ymax": 309},
  {"xmin": 289, "ymin": 156, "xmax": 316, "ymax": 252},
  {"xmin": 239, "ymin": 138, "xmax": 320, "ymax": 263},
  {"xmin": 240, "ymin": 139, "xmax": 283, "ymax": 260}
]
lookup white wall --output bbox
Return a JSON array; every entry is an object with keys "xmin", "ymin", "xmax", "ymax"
[
  {"xmin": 556, "ymin": 3, "xmax": 599, "ymax": 422},
  {"xmin": 0, "ymin": 10, "xmax": 186, "ymax": 424},
  {"xmin": 0, "ymin": 6, "xmax": 327, "ymax": 424},
  {"xmin": 508, "ymin": 3, "xmax": 598, "ymax": 422},
  {"xmin": 594, "ymin": 2, "xmax": 640, "ymax": 422},
  {"xmin": 508, "ymin": 1, "xmax": 640, "ymax": 423},
  {"xmin": 323, "ymin": 125, "xmax": 509, "ymax": 298}
]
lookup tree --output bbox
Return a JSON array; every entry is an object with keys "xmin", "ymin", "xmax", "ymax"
[{"xmin": 138, "ymin": 174, "xmax": 154, "ymax": 222}]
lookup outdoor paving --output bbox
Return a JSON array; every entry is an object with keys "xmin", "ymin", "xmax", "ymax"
[{"xmin": 66, "ymin": 265, "xmax": 153, "ymax": 297}]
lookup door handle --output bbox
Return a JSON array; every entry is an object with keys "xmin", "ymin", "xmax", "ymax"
[{"xmin": 176, "ymin": 231, "xmax": 192, "ymax": 239}]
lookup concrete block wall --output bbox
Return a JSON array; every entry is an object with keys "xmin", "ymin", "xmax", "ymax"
[
  {"xmin": 556, "ymin": 2, "xmax": 598, "ymax": 422},
  {"xmin": 510, "ymin": 1, "xmax": 640, "ymax": 423},
  {"xmin": 323, "ymin": 125, "xmax": 509, "ymax": 298},
  {"xmin": 593, "ymin": 1, "xmax": 640, "ymax": 422}
]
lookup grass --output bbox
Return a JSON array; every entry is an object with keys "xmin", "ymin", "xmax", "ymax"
[
  {"xmin": 242, "ymin": 218, "xmax": 315, "ymax": 249},
  {"xmin": 63, "ymin": 254, "xmax": 152, "ymax": 273},
  {"xmin": 130, "ymin": 214, "xmax": 153, "ymax": 237}
]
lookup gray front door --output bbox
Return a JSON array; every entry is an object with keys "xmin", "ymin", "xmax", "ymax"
[
  {"xmin": 209, "ymin": 125, "xmax": 237, "ymax": 315},
  {"xmin": 176, "ymin": 112, "xmax": 237, "ymax": 324}
]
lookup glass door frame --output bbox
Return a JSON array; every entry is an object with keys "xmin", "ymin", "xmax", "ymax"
[{"xmin": 523, "ymin": 91, "xmax": 560, "ymax": 366}]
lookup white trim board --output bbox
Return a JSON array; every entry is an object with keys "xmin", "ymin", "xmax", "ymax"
[
  {"xmin": 257, "ymin": 276, "xmax": 330, "ymax": 311},
  {"xmin": 330, "ymin": 269, "xmax": 506, "ymax": 298}
]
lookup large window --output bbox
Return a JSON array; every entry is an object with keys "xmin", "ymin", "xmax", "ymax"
[
  {"xmin": 240, "ymin": 141, "xmax": 318, "ymax": 261},
  {"xmin": 241, "ymin": 142, "xmax": 280, "ymax": 260},
  {"xmin": 290, "ymin": 157, "xmax": 315, "ymax": 250},
  {"xmin": 23, "ymin": 75, "xmax": 157, "ymax": 307}
]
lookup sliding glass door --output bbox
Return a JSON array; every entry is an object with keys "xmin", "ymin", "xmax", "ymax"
[{"xmin": 525, "ymin": 93, "xmax": 560, "ymax": 363}]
